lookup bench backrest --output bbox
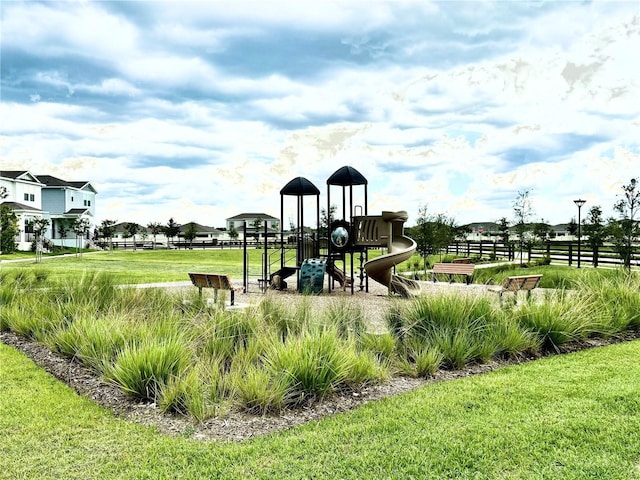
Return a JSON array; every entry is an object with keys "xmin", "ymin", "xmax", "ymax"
[
  {"xmin": 433, "ymin": 263, "xmax": 475, "ymax": 275},
  {"xmin": 207, "ymin": 274, "xmax": 232, "ymax": 290},
  {"xmin": 189, "ymin": 273, "xmax": 210, "ymax": 288},
  {"xmin": 502, "ymin": 274, "xmax": 542, "ymax": 292},
  {"xmin": 188, "ymin": 273, "xmax": 233, "ymax": 290}
]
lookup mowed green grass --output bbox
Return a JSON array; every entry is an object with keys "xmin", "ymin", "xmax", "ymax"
[
  {"xmin": 1, "ymin": 339, "xmax": 640, "ymax": 479},
  {"xmin": 0, "ymin": 249, "xmax": 269, "ymax": 284},
  {"xmin": 0, "ymin": 248, "xmax": 385, "ymax": 284}
]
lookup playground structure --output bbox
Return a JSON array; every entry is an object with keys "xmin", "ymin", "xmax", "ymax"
[{"xmin": 259, "ymin": 165, "xmax": 420, "ymax": 298}]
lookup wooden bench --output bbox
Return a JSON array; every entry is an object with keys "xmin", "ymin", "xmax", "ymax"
[
  {"xmin": 488, "ymin": 274, "xmax": 543, "ymax": 299},
  {"xmin": 188, "ymin": 273, "xmax": 243, "ymax": 306},
  {"xmin": 432, "ymin": 263, "xmax": 475, "ymax": 285},
  {"xmin": 452, "ymin": 258, "xmax": 472, "ymax": 264}
]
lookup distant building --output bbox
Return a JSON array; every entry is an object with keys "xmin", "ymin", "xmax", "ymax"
[
  {"xmin": 226, "ymin": 213, "xmax": 280, "ymax": 241},
  {"xmin": 0, "ymin": 171, "xmax": 97, "ymax": 251}
]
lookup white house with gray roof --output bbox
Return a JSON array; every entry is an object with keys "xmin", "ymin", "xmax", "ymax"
[{"xmin": 0, "ymin": 171, "xmax": 97, "ymax": 251}]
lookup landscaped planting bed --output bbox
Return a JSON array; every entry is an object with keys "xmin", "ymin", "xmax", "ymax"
[{"xmin": 2, "ymin": 265, "xmax": 640, "ymax": 436}]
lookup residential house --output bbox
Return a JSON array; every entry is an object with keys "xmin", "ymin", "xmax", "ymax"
[
  {"xmin": 37, "ymin": 175, "xmax": 97, "ymax": 248},
  {"xmin": 226, "ymin": 213, "xmax": 280, "ymax": 241},
  {"xmin": 0, "ymin": 171, "xmax": 97, "ymax": 251},
  {"xmin": 0, "ymin": 171, "xmax": 45, "ymax": 250}
]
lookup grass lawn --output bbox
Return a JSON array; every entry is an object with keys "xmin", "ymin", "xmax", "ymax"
[
  {"xmin": 0, "ymin": 249, "xmax": 270, "ymax": 284},
  {"xmin": 0, "ymin": 248, "xmax": 387, "ymax": 285},
  {"xmin": 1, "ymin": 339, "xmax": 639, "ymax": 479}
]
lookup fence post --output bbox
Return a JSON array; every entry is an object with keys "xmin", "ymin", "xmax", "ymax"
[
  {"xmin": 527, "ymin": 244, "xmax": 532, "ymax": 263},
  {"xmin": 568, "ymin": 243, "xmax": 573, "ymax": 266},
  {"xmin": 593, "ymin": 245, "xmax": 598, "ymax": 268},
  {"xmin": 479, "ymin": 241, "xmax": 483, "ymax": 258}
]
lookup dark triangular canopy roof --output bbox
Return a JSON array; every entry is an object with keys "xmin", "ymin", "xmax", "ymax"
[
  {"xmin": 280, "ymin": 177, "xmax": 320, "ymax": 196},
  {"xmin": 326, "ymin": 166, "xmax": 367, "ymax": 186}
]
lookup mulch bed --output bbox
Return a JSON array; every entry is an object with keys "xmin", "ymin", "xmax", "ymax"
[{"xmin": 2, "ymin": 328, "xmax": 639, "ymax": 442}]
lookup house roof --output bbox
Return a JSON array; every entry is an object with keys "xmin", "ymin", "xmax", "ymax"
[
  {"xmin": 0, "ymin": 201, "xmax": 43, "ymax": 213},
  {"xmin": 36, "ymin": 175, "xmax": 98, "ymax": 193},
  {"xmin": 0, "ymin": 170, "xmax": 42, "ymax": 184},
  {"xmin": 226, "ymin": 212, "xmax": 279, "ymax": 221},
  {"xmin": 179, "ymin": 222, "xmax": 223, "ymax": 234},
  {"xmin": 65, "ymin": 208, "xmax": 93, "ymax": 216}
]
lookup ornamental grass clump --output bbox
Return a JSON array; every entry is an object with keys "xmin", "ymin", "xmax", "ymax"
[
  {"xmin": 513, "ymin": 289, "xmax": 602, "ymax": 350},
  {"xmin": 233, "ymin": 364, "xmax": 290, "ymax": 414},
  {"xmin": 388, "ymin": 293, "xmax": 539, "ymax": 371},
  {"xmin": 323, "ymin": 298, "xmax": 366, "ymax": 340},
  {"xmin": 264, "ymin": 325, "xmax": 365, "ymax": 406},
  {"xmin": 390, "ymin": 294, "xmax": 492, "ymax": 369},
  {"xmin": 260, "ymin": 295, "xmax": 311, "ymax": 339},
  {"xmin": 106, "ymin": 336, "xmax": 192, "ymax": 402},
  {"xmin": 574, "ymin": 271, "xmax": 640, "ymax": 334}
]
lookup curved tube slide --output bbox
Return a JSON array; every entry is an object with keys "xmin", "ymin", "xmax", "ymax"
[{"xmin": 361, "ymin": 211, "xmax": 421, "ymax": 297}]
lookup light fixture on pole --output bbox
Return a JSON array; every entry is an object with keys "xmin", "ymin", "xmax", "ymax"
[{"xmin": 574, "ymin": 199, "xmax": 586, "ymax": 268}]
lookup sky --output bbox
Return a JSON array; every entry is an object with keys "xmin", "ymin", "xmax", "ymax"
[{"xmin": 1, "ymin": 0, "xmax": 639, "ymax": 229}]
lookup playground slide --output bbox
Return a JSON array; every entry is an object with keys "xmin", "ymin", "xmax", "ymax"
[
  {"xmin": 363, "ymin": 211, "xmax": 421, "ymax": 297},
  {"xmin": 326, "ymin": 263, "xmax": 353, "ymax": 289}
]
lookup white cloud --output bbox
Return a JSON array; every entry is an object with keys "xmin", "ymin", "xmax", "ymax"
[{"xmin": 1, "ymin": 1, "xmax": 638, "ymax": 229}]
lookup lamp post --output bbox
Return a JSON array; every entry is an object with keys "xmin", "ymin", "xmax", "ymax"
[{"xmin": 574, "ymin": 199, "xmax": 586, "ymax": 268}]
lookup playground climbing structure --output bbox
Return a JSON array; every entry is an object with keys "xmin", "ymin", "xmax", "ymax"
[{"xmin": 353, "ymin": 211, "xmax": 421, "ymax": 297}]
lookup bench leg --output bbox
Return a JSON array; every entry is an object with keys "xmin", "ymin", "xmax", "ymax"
[
  {"xmin": 214, "ymin": 288, "xmax": 218, "ymax": 304},
  {"xmin": 230, "ymin": 290, "xmax": 235, "ymax": 306}
]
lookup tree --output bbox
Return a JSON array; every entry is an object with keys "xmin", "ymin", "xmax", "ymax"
[
  {"xmin": 497, "ymin": 217, "xmax": 510, "ymax": 245},
  {"xmin": 453, "ymin": 224, "xmax": 472, "ymax": 241},
  {"xmin": 512, "ymin": 189, "xmax": 535, "ymax": 265},
  {"xmin": 123, "ymin": 222, "xmax": 140, "ymax": 251},
  {"xmin": 100, "ymin": 219, "xmax": 117, "ymax": 253},
  {"xmin": 183, "ymin": 222, "xmax": 198, "ymax": 249},
  {"xmin": 567, "ymin": 217, "xmax": 578, "ymax": 237},
  {"xmin": 411, "ymin": 204, "xmax": 456, "ymax": 268},
  {"xmin": 252, "ymin": 218, "xmax": 263, "ymax": 242},
  {"xmin": 56, "ymin": 220, "xmax": 69, "ymax": 250},
  {"xmin": 0, "ymin": 187, "xmax": 18, "ymax": 254},
  {"xmin": 320, "ymin": 204, "xmax": 338, "ymax": 238},
  {"xmin": 532, "ymin": 219, "xmax": 553, "ymax": 245},
  {"xmin": 582, "ymin": 205, "xmax": 606, "ymax": 268},
  {"xmin": 147, "ymin": 222, "xmax": 163, "ymax": 249},
  {"xmin": 71, "ymin": 218, "xmax": 91, "ymax": 257},
  {"xmin": 229, "ymin": 225, "xmax": 239, "ymax": 243},
  {"xmin": 610, "ymin": 178, "xmax": 640, "ymax": 270},
  {"xmin": 32, "ymin": 217, "xmax": 50, "ymax": 263},
  {"xmin": 164, "ymin": 217, "xmax": 180, "ymax": 247}
]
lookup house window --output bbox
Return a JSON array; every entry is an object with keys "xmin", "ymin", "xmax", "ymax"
[
  {"xmin": 30, "ymin": 194, "xmax": 35, "ymax": 201},
  {"xmin": 24, "ymin": 193, "xmax": 29, "ymax": 201}
]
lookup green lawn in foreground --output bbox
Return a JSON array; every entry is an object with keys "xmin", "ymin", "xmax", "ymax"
[{"xmin": 1, "ymin": 339, "xmax": 639, "ymax": 479}]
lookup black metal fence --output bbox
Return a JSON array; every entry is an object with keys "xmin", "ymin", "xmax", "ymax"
[{"xmin": 445, "ymin": 240, "xmax": 640, "ymax": 268}]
